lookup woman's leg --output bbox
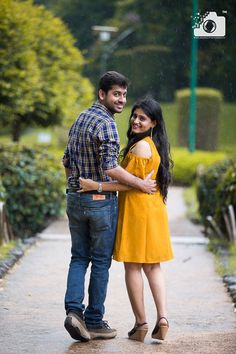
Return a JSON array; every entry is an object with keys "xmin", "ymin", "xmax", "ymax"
[
  {"xmin": 124, "ymin": 262, "xmax": 147, "ymax": 325},
  {"xmin": 142, "ymin": 263, "xmax": 167, "ymax": 325}
]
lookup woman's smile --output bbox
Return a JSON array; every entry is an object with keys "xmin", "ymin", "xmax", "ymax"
[{"xmin": 130, "ymin": 107, "xmax": 155, "ymax": 134}]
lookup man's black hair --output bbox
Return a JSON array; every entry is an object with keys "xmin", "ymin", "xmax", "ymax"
[{"xmin": 98, "ymin": 71, "xmax": 129, "ymax": 93}]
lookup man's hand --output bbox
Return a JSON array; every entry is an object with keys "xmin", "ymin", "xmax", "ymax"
[
  {"xmin": 79, "ymin": 177, "xmax": 97, "ymax": 192},
  {"xmin": 106, "ymin": 166, "xmax": 157, "ymax": 194},
  {"xmin": 138, "ymin": 170, "xmax": 157, "ymax": 194}
]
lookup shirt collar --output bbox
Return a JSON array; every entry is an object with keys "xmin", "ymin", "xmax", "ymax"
[{"xmin": 92, "ymin": 101, "xmax": 115, "ymax": 120}]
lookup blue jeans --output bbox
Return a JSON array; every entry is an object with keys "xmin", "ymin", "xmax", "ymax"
[{"xmin": 64, "ymin": 192, "xmax": 118, "ymax": 327}]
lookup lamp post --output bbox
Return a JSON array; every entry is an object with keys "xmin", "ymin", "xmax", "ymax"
[
  {"xmin": 92, "ymin": 26, "xmax": 134, "ymax": 76},
  {"xmin": 92, "ymin": 25, "xmax": 118, "ymax": 42},
  {"xmin": 92, "ymin": 26, "xmax": 118, "ymax": 76},
  {"xmin": 189, "ymin": 0, "xmax": 198, "ymax": 152}
]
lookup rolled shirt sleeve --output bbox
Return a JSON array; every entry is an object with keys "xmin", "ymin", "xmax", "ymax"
[
  {"xmin": 97, "ymin": 119, "xmax": 120, "ymax": 170},
  {"xmin": 62, "ymin": 125, "xmax": 73, "ymax": 168}
]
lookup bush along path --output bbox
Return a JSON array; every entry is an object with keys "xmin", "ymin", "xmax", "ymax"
[
  {"xmin": 216, "ymin": 246, "xmax": 236, "ymax": 310},
  {"xmin": 196, "ymin": 158, "xmax": 236, "ymax": 311},
  {"xmin": 223, "ymin": 275, "xmax": 236, "ymax": 310},
  {"xmin": 0, "ymin": 144, "xmax": 65, "ymax": 240}
]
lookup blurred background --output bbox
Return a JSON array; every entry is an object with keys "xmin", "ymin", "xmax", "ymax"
[{"xmin": 0, "ymin": 0, "xmax": 235, "ymax": 152}]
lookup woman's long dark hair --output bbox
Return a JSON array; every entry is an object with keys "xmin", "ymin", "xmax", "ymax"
[{"xmin": 122, "ymin": 96, "xmax": 173, "ymax": 202}]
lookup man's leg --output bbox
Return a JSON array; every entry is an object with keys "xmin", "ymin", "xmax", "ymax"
[
  {"xmin": 84, "ymin": 196, "xmax": 118, "ymax": 339},
  {"xmin": 64, "ymin": 192, "xmax": 90, "ymax": 341}
]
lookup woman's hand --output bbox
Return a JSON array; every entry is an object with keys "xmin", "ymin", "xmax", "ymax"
[{"xmin": 79, "ymin": 177, "xmax": 98, "ymax": 192}]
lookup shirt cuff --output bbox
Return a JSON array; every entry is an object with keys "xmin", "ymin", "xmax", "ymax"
[{"xmin": 102, "ymin": 161, "xmax": 119, "ymax": 170}]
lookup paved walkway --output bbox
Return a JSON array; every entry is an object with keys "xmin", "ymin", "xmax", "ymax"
[{"xmin": 0, "ymin": 187, "xmax": 235, "ymax": 354}]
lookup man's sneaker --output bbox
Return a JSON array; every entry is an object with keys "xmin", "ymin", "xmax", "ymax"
[
  {"xmin": 87, "ymin": 321, "xmax": 117, "ymax": 340},
  {"xmin": 64, "ymin": 312, "xmax": 91, "ymax": 341}
]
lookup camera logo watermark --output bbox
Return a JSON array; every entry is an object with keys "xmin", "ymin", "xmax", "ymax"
[{"xmin": 192, "ymin": 11, "xmax": 226, "ymax": 38}]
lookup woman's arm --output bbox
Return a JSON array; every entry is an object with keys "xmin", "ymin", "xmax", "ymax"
[{"xmin": 79, "ymin": 178, "xmax": 131, "ymax": 192}]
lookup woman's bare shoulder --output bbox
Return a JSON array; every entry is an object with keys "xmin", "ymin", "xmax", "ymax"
[{"xmin": 131, "ymin": 139, "xmax": 152, "ymax": 158}]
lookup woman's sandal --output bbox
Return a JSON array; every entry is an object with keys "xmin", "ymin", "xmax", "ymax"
[
  {"xmin": 151, "ymin": 317, "xmax": 169, "ymax": 340},
  {"xmin": 128, "ymin": 322, "xmax": 148, "ymax": 342}
]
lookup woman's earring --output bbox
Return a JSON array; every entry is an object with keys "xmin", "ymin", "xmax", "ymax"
[{"xmin": 150, "ymin": 127, "xmax": 153, "ymax": 139}]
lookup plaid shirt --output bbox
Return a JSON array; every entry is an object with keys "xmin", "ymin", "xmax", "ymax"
[{"xmin": 63, "ymin": 101, "xmax": 120, "ymax": 188}]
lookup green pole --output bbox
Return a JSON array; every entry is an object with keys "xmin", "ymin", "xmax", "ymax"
[{"xmin": 189, "ymin": 0, "xmax": 198, "ymax": 152}]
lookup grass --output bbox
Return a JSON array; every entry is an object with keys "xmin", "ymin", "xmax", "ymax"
[
  {"xmin": 183, "ymin": 185, "xmax": 201, "ymax": 223},
  {"xmin": 0, "ymin": 240, "xmax": 16, "ymax": 261},
  {"xmin": 0, "ymin": 127, "xmax": 62, "ymax": 148},
  {"xmin": 218, "ymin": 102, "xmax": 236, "ymax": 153},
  {"xmin": 208, "ymin": 239, "xmax": 236, "ymax": 276},
  {"xmin": 228, "ymin": 245, "xmax": 236, "ymax": 275},
  {"xmin": 0, "ymin": 127, "xmax": 65, "ymax": 161}
]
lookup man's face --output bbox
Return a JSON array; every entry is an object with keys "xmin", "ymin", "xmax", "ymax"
[{"xmin": 98, "ymin": 85, "xmax": 127, "ymax": 114}]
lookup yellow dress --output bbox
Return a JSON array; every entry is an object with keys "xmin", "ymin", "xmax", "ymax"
[{"xmin": 113, "ymin": 137, "xmax": 174, "ymax": 263}]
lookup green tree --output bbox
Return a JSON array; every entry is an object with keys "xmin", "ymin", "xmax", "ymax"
[
  {"xmin": 0, "ymin": 0, "xmax": 94, "ymax": 141},
  {"xmin": 34, "ymin": 0, "xmax": 236, "ymax": 101},
  {"xmin": 112, "ymin": 0, "xmax": 236, "ymax": 101},
  {"xmin": 110, "ymin": 0, "xmax": 192, "ymax": 91},
  {"xmin": 197, "ymin": 0, "xmax": 236, "ymax": 101},
  {"xmin": 0, "ymin": 0, "xmax": 43, "ymax": 141},
  {"xmin": 34, "ymin": 0, "xmax": 118, "ymax": 50}
]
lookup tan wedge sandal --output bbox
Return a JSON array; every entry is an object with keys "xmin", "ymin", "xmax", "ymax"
[
  {"xmin": 151, "ymin": 317, "xmax": 169, "ymax": 340},
  {"xmin": 128, "ymin": 322, "xmax": 148, "ymax": 342}
]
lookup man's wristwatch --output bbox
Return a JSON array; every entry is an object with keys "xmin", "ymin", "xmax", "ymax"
[{"xmin": 97, "ymin": 182, "xmax": 103, "ymax": 193}]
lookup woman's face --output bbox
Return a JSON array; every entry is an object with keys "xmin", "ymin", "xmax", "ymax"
[{"xmin": 130, "ymin": 108, "xmax": 156, "ymax": 134}]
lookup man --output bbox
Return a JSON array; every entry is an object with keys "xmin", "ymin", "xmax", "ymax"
[{"xmin": 63, "ymin": 71, "xmax": 156, "ymax": 342}]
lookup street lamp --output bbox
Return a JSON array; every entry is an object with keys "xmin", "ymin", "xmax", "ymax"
[
  {"xmin": 92, "ymin": 25, "xmax": 118, "ymax": 76},
  {"xmin": 92, "ymin": 26, "xmax": 134, "ymax": 76},
  {"xmin": 92, "ymin": 25, "xmax": 118, "ymax": 42}
]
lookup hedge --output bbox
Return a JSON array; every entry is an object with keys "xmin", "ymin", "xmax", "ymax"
[
  {"xmin": 176, "ymin": 88, "xmax": 223, "ymax": 151},
  {"xmin": 172, "ymin": 148, "xmax": 226, "ymax": 186},
  {"xmin": 0, "ymin": 144, "xmax": 65, "ymax": 238}
]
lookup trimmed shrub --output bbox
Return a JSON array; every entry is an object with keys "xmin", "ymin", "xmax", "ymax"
[
  {"xmin": 0, "ymin": 144, "xmax": 65, "ymax": 238},
  {"xmin": 172, "ymin": 148, "xmax": 226, "ymax": 186},
  {"xmin": 176, "ymin": 88, "xmax": 223, "ymax": 151}
]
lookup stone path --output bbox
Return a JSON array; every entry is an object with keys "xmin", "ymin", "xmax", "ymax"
[{"xmin": 0, "ymin": 187, "xmax": 235, "ymax": 354}]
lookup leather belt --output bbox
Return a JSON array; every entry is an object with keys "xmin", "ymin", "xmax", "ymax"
[{"xmin": 66, "ymin": 188, "xmax": 116, "ymax": 196}]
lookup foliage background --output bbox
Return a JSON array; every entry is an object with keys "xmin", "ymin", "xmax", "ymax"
[
  {"xmin": 0, "ymin": 144, "xmax": 65, "ymax": 238},
  {"xmin": 0, "ymin": 0, "xmax": 94, "ymax": 141},
  {"xmin": 35, "ymin": 0, "xmax": 236, "ymax": 101}
]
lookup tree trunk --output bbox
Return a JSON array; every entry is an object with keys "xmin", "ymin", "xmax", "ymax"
[{"xmin": 12, "ymin": 119, "xmax": 21, "ymax": 142}]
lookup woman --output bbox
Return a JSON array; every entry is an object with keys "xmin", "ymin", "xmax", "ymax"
[{"xmin": 79, "ymin": 96, "xmax": 174, "ymax": 342}]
